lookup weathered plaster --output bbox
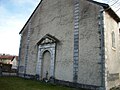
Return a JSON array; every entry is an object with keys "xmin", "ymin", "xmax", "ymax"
[
  {"xmin": 104, "ymin": 11, "xmax": 120, "ymax": 90},
  {"xmin": 18, "ymin": 0, "xmax": 120, "ymax": 89}
]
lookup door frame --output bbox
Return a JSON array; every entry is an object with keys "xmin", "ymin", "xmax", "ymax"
[{"xmin": 36, "ymin": 43, "xmax": 56, "ymax": 80}]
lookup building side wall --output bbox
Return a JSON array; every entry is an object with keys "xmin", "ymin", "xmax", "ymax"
[
  {"xmin": 11, "ymin": 58, "xmax": 18, "ymax": 69},
  {"xmin": 78, "ymin": 0, "xmax": 102, "ymax": 86},
  {"xmin": 104, "ymin": 12, "xmax": 120, "ymax": 89}
]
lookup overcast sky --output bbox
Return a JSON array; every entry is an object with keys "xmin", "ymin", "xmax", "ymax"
[{"xmin": 0, "ymin": 0, "xmax": 120, "ymax": 55}]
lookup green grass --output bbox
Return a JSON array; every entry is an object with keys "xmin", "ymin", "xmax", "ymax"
[{"xmin": 0, "ymin": 77, "xmax": 77, "ymax": 90}]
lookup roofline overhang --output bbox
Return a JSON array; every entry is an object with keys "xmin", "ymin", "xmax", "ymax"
[
  {"xmin": 19, "ymin": 0, "xmax": 120, "ymax": 34},
  {"xmin": 105, "ymin": 8, "xmax": 120, "ymax": 22},
  {"xmin": 88, "ymin": 0, "xmax": 120, "ymax": 22}
]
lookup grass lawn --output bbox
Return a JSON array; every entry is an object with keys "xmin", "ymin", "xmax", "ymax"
[{"xmin": 0, "ymin": 77, "xmax": 78, "ymax": 90}]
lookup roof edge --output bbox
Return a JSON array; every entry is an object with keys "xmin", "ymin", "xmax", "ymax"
[
  {"xmin": 105, "ymin": 8, "xmax": 120, "ymax": 22},
  {"xmin": 19, "ymin": 0, "xmax": 43, "ymax": 34},
  {"xmin": 87, "ymin": 0, "xmax": 120, "ymax": 22}
]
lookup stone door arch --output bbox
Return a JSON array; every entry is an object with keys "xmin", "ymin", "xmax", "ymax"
[{"xmin": 36, "ymin": 34, "xmax": 59, "ymax": 80}]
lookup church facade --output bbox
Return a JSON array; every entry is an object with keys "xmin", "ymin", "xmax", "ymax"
[{"xmin": 18, "ymin": 0, "xmax": 120, "ymax": 90}]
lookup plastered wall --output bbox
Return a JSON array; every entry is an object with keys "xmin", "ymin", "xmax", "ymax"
[{"xmin": 104, "ymin": 11, "xmax": 120, "ymax": 89}]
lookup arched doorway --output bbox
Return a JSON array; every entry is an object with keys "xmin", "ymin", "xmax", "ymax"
[
  {"xmin": 41, "ymin": 50, "xmax": 51, "ymax": 79},
  {"xmin": 36, "ymin": 34, "xmax": 59, "ymax": 80}
]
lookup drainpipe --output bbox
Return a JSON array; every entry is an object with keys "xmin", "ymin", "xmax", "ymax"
[{"xmin": 24, "ymin": 22, "xmax": 31, "ymax": 77}]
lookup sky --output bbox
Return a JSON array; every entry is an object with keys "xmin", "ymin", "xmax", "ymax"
[
  {"xmin": 0, "ymin": 0, "xmax": 120, "ymax": 55},
  {"xmin": 0, "ymin": 0, "xmax": 40, "ymax": 55}
]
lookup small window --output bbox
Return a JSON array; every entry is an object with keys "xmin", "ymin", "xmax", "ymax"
[{"xmin": 111, "ymin": 31, "xmax": 115, "ymax": 48}]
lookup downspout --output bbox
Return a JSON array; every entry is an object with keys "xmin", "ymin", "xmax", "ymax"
[
  {"xmin": 24, "ymin": 22, "xmax": 31, "ymax": 77},
  {"xmin": 99, "ymin": 8, "xmax": 106, "ymax": 90},
  {"xmin": 73, "ymin": 0, "xmax": 80, "ymax": 83},
  {"xmin": 17, "ymin": 34, "xmax": 22, "ymax": 76}
]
